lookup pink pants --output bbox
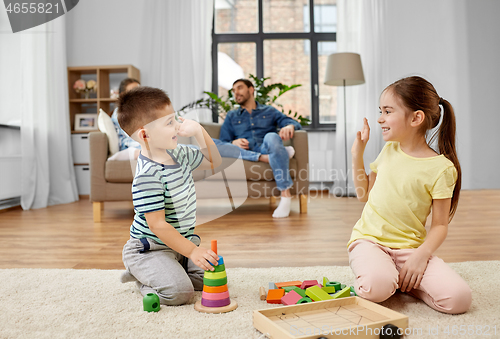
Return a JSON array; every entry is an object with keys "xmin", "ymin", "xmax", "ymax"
[{"xmin": 348, "ymin": 239, "xmax": 472, "ymax": 314}]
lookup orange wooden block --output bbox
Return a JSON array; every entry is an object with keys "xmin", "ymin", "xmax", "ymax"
[
  {"xmin": 211, "ymin": 240, "xmax": 217, "ymax": 255},
  {"xmin": 275, "ymin": 281, "xmax": 302, "ymax": 289},
  {"xmin": 266, "ymin": 289, "xmax": 285, "ymax": 304},
  {"xmin": 203, "ymin": 284, "xmax": 228, "ymax": 293}
]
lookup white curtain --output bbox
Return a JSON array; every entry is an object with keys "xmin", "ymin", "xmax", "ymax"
[
  {"xmin": 0, "ymin": 13, "xmax": 79, "ymax": 209},
  {"xmin": 140, "ymin": 0, "xmax": 214, "ymax": 122},
  {"xmin": 335, "ymin": 0, "xmax": 390, "ymax": 195}
]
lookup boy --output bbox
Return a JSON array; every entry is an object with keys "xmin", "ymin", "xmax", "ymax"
[{"xmin": 117, "ymin": 86, "xmax": 222, "ymax": 306}]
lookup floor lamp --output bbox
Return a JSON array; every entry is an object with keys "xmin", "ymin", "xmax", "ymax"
[{"xmin": 324, "ymin": 52, "xmax": 365, "ymax": 197}]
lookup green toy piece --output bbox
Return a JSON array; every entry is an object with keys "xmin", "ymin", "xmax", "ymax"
[
  {"xmin": 350, "ymin": 286, "xmax": 357, "ymax": 296},
  {"xmin": 143, "ymin": 293, "xmax": 160, "ymax": 312},
  {"xmin": 203, "ymin": 276, "xmax": 228, "ymax": 286},
  {"xmin": 213, "ymin": 263, "xmax": 226, "ymax": 273},
  {"xmin": 291, "ymin": 287, "xmax": 307, "ymax": 297},
  {"xmin": 282, "ymin": 286, "xmax": 296, "ymax": 293},
  {"xmin": 332, "ymin": 286, "xmax": 351, "ymax": 299},
  {"xmin": 296, "ymin": 297, "xmax": 312, "ymax": 304},
  {"xmin": 305, "ymin": 285, "xmax": 334, "ymax": 301}
]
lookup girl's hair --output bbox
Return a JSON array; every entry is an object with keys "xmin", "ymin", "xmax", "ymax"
[{"xmin": 386, "ymin": 76, "xmax": 461, "ymax": 221}]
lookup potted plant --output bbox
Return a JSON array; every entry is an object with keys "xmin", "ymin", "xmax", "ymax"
[{"xmin": 178, "ymin": 74, "xmax": 310, "ymax": 126}]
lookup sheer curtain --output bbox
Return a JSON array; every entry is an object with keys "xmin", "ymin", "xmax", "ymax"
[
  {"xmin": 140, "ymin": 0, "xmax": 214, "ymax": 122},
  {"xmin": 335, "ymin": 0, "xmax": 390, "ymax": 195},
  {"xmin": 0, "ymin": 12, "xmax": 79, "ymax": 209}
]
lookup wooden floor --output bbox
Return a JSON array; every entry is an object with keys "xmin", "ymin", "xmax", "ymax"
[{"xmin": 0, "ymin": 190, "xmax": 499, "ymax": 269}]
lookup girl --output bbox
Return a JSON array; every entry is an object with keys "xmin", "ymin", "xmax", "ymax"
[{"xmin": 349, "ymin": 76, "xmax": 471, "ymax": 314}]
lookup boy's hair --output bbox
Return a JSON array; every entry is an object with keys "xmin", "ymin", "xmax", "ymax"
[
  {"xmin": 385, "ymin": 76, "xmax": 461, "ymax": 221},
  {"xmin": 117, "ymin": 86, "xmax": 171, "ymax": 137},
  {"xmin": 119, "ymin": 78, "xmax": 141, "ymax": 94},
  {"xmin": 232, "ymin": 78, "xmax": 254, "ymax": 88}
]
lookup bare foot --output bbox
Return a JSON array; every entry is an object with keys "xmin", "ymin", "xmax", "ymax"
[{"xmin": 259, "ymin": 154, "xmax": 269, "ymax": 163}]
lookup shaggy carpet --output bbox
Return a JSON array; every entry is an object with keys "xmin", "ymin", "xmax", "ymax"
[{"xmin": 1, "ymin": 262, "xmax": 499, "ymax": 339}]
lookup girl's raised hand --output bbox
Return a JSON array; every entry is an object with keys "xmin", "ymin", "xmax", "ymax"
[{"xmin": 351, "ymin": 118, "xmax": 370, "ymax": 157}]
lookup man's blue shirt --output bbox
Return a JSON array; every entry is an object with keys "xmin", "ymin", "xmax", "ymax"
[{"xmin": 219, "ymin": 102, "xmax": 302, "ymax": 150}]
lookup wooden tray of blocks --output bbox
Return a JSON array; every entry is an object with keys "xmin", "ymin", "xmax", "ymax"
[{"xmin": 253, "ymin": 296, "xmax": 408, "ymax": 339}]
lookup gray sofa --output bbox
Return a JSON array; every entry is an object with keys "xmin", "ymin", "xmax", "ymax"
[{"xmin": 89, "ymin": 122, "xmax": 308, "ymax": 222}]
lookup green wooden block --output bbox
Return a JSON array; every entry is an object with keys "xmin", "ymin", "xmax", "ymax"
[
  {"xmin": 305, "ymin": 285, "xmax": 334, "ymax": 301},
  {"xmin": 291, "ymin": 287, "xmax": 307, "ymax": 298},
  {"xmin": 323, "ymin": 277, "xmax": 329, "ymax": 287},
  {"xmin": 282, "ymin": 286, "xmax": 296, "ymax": 293},
  {"xmin": 203, "ymin": 276, "xmax": 227, "ymax": 287},
  {"xmin": 332, "ymin": 286, "xmax": 351, "ymax": 299},
  {"xmin": 350, "ymin": 286, "xmax": 357, "ymax": 296},
  {"xmin": 296, "ymin": 297, "xmax": 312, "ymax": 304},
  {"xmin": 213, "ymin": 263, "xmax": 226, "ymax": 273},
  {"xmin": 203, "ymin": 271, "xmax": 226, "ymax": 280}
]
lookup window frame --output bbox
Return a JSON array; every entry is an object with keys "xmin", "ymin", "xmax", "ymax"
[{"xmin": 212, "ymin": 0, "xmax": 337, "ymax": 131}]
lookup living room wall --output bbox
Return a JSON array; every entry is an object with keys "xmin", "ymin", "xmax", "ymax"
[{"xmin": 65, "ymin": 0, "xmax": 500, "ymax": 190}]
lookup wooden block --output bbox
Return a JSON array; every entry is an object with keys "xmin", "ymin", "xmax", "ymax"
[
  {"xmin": 322, "ymin": 276, "xmax": 329, "ymax": 287},
  {"xmin": 203, "ymin": 276, "xmax": 227, "ymax": 287},
  {"xmin": 332, "ymin": 286, "xmax": 351, "ymax": 299},
  {"xmin": 269, "ymin": 282, "xmax": 277, "ymax": 290},
  {"xmin": 322, "ymin": 285, "xmax": 336, "ymax": 294},
  {"xmin": 300, "ymin": 280, "xmax": 318, "ymax": 289},
  {"xmin": 305, "ymin": 285, "xmax": 334, "ymax": 301},
  {"xmin": 203, "ymin": 271, "xmax": 226, "ymax": 280},
  {"xmin": 275, "ymin": 281, "xmax": 302, "ymax": 289},
  {"xmin": 266, "ymin": 289, "xmax": 285, "ymax": 304},
  {"xmin": 281, "ymin": 290, "xmax": 302, "ymax": 305},
  {"xmin": 203, "ymin": 284, "xmax": 228, "ymax": 293},
  {"xmin": 202, "ymin": 291, "xmax": 230, "ymax": 300},
  {"xmin": 259, "ymin": 286, "xmax": 266, "ymax": 300},
  {"xmin": 296, "ymin": 297, "xmax": 312, "ymax": 304},
  {"xmin": 282, "ymin": 286, "xmax": 296, "ymax": 293},
  {"xmin": 291, "ymin": 287, "xmax": 307, "ymax": 297},
  {"xmin": 201, "ymin": 297, "xmax": 231, "ymax": 307},
  {"xmin": 213, "ymin": 263, "xmax": 226, "ymax": 273}
]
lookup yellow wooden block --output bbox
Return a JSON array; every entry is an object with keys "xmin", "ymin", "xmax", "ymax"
[
  {"xmin": 332, "ymin": 286, "xmax": 351, "ymax": 299},
  {"xmin": 305, "ymin": 285, "xmax": 333, "ymax": 301}
]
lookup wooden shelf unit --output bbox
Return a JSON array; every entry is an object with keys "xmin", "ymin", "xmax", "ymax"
[{"xmin": 67, "ymin": 65, "xmax": 140, "ymax": 133}]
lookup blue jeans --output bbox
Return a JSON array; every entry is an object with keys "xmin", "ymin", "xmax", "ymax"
[
  {"xmin": 253, "ymin": 133, "xmax": 293, "ymax": 191},
  {"xmin": 214, "ymin": 134, "xmax": 292, "ymax": 191},
  {"xmin": 212, "ymin": 138, "xmax": 261, "ymax": 162}
]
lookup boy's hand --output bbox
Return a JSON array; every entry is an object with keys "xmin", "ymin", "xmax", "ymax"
[
  {"xmin": 189, "ymin": 246, "xmax": 219, "ymax": 271},
  {"xmin": 177, "ymin": 117, "xmax": 202, "ymax": 138},
  {"xmin": 351, "ymin": 118, "xmax": 370, "ymax": 157}
]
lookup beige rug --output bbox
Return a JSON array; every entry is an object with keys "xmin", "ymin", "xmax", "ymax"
[{"xmin": 1, "ymin": 262, "xmax": 499, "ymax": 339}]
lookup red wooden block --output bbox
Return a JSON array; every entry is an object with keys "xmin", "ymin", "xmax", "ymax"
[
  {"xmin": 300, "ymin": 280, "xmax": 319, "ymax": 289},
  {"xmin": 275, "ymin": 281, "xmax": 302, "ymax": 289},
  {"xmin": 281, "ymin": 290, "xmax": 302, "ymax": 305},
  {"xmin": 266, "ymin": 289, "xmax": 285, "ymax": 304}
]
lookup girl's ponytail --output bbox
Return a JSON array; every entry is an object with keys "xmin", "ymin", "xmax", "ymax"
[{"xmin": 438, "ymin": 98, "xmax": 461, "ymax": 221}]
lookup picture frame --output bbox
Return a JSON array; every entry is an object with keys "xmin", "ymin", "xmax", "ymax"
[{"xmin": 74, "ymin": 113, "xmax": 98, "ymax": 131}]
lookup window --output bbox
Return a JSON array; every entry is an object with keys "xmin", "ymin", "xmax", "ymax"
[{"xmin": 212, "ymin": 0, "xmax": 337, "ymax": 129}]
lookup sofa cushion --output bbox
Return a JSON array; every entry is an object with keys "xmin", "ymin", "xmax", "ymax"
[{"xmin": 202, "ymin": 158, "xmax": 298, "ymax": 181}]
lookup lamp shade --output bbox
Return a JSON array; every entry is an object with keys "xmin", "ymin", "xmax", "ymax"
[{"xmin": 324, "ymin": 52, "xmax": 365, "ymax": 86}]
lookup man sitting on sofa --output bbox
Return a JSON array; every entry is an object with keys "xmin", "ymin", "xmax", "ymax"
[{"xmin": 216, "ymin": 78, "xmax": 302, "ymax": 218}]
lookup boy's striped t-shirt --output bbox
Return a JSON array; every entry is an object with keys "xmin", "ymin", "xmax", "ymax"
[{"xmin": 130, "ymin": 145, "xmax": 204, "ymax": 245}]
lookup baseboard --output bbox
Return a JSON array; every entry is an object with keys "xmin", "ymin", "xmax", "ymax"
[{"xmin": 0, "ymin": 197, "xmax": 21, "ymax": 212}]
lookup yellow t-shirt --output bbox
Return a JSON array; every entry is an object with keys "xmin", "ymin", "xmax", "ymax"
[{"xmin": 348, "ymin": 142, "xmax": 458, "ymax": 249}]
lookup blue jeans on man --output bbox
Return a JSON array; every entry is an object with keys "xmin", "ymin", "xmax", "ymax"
[{"xmin": 213, "ymin": 133, "xmax": 293, "ymax": 191}]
